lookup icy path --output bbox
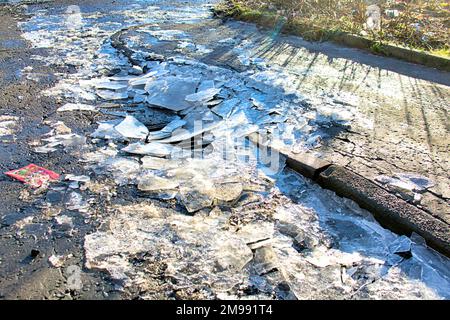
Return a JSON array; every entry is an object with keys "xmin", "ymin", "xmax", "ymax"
[{"xmin": 16, "ymin": 0, "xmax": 450, "ymax": 299}]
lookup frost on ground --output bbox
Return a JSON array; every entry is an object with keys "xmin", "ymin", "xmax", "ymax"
[
  {"xmin": 16, "ymin": 0, "xmax": 450, "ymax": 299},
  {"xmin": 0, "ymin": 115, "xmax": 19, "ymax": 141}
]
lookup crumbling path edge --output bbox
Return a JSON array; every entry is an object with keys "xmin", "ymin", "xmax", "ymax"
[{"xmin": 248, "ymin": 133, "xmax": 450, "ymax": 258}]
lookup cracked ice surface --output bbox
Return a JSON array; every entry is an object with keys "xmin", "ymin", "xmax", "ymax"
[
  {"xmin": 83, "ymin": 166, "xmax": 450, "ymax": 299},
  {"xmin": 20, "ymin": 0, "xmax": 450, "ymax": 299}
]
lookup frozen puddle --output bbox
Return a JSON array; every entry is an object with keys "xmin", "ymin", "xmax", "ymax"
[{"xmin": 18, "ymin": 0, "xmax": 450, "ymax": 299}]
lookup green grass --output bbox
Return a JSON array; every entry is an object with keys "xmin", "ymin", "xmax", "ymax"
[
  {"xmin": 214, "ymin": 0, "xmax": 450, "ymax": 59},
  {"xmin": 370, "ymin": 41, "xmax": 389, "ymax": 56},
  {"xmin": 215, "ymin": 2, "xmax": 278, "ymax": 27},
  {"xmin": 430, "ymin": 47, "xmax": 450, "ymax": 58},
  {"xmin": 215, "ymin": 2, "xmax": 343, "ymax": 42}
]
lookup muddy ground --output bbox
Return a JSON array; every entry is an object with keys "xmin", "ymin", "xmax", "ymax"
[{"xmin": 0, "ymin": 2, "xmax": 122, "ymax": 300}]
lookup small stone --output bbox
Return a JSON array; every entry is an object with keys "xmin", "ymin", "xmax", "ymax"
[{"xmin": 49, "ymin": 254, "xmax": 64, "ymax": 268}]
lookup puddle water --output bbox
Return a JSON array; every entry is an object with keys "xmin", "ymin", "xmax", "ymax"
[{"xmin": 13, "ymin": 0, "xmax": 450, "ymax": 299}]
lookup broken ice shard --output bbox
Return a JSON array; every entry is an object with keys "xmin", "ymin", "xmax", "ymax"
[
  {"xmin": 213, "ymin": 182, "xmax": 243, "ymax": 204},
  {"xmin": 148, "ymin": 118, "xmax": 186, "ymax": 140},
  {"xmin": 197, "ymin": 80, "xmax": 215, "ymax": 92},
  {"xmin": 97, "ymin": 90, "xmax": 128, "ymax": 100},
  {"xmin": 37, "ymin": 134, "xmax": 86, "ymax": 153},
  {"xmin": 91, "ymin": 120, "xmax": 123, "ymax": 140},
  {"xmin": 395, "ymin": 173, "xmax": 435, "ymax": 191},
  {"xmin": 57, "ymin": 103, "xmax": 98, "ymax": 113},
  {"xmin": 185, "ymin": 88, "xmax": 221, "ymax": 103},
  {"xmin": 211, "ymin": 98, "xmax": 240, "ymax": 119},
  {"xmin": 253, "ymin": 246, "xmax": 279, "ymax": 275},
  {"xmin": 94, "ymin": 82, "xmax": 128, "ymax": 91},
  {"xmin": 146, "ymin": 77, "xmax": 199, "ymax": 111},
  {"xmin": 389, "ymin": 235, "xmax": 412, "ymax": 254},
  {"xmin": 214, "ymin": 237, "xmax": 253, "ymax": 271},
  {"xmin": 114, "ymin": 116, "xmax": 149, "ymax": 140},
  {"xmin": 158, "ymin": 121, "xmax": 222, "ymax": 144},
  {"xmin": 137, "ymin": 173, "xmax": 179, "ymax": 192},
  {"xmin": 141, "ymin": 156, "xmax": 180, "ymax": 170},
  {"xmin": 179, "ymin": 182, "xmax": 214, "ymax": 213},
  {"xmin": 122, "ymin": 142, "xmax": 179, "ymax": 157}
]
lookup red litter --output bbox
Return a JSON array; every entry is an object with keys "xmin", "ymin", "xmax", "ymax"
[{"xmin": 5, "ymin": 164, "xmax": 60, "ymax": 188}]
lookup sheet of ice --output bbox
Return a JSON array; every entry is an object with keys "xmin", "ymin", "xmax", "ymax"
[
  {"xmin": 134, "ymin": 68, "xmax": 168, "ymax": 89},
  {"xmin": 122, "ymin": 142, "xmax": 180, "ymax": 157},
  {"xmin": 146, "ymin": 77, "xmax": 199, "ymax": 111},
  {"xmin": 132, "ymin": 94, "xmax": 146, "ymax": 103},
  {"xmin": 148, "ymin": 118, "xmax": 186, "ymax": 140},
  {"xmin": 198, "ymin": 80, "xmax": 215, "ymax": 92},
  {"xmin": 57, "ymin": 103, "xmax": 98, "ymax": 113},
  {"xmin": 141, "ymin": 156, "xmax": 180, "ymax": 170},
  {"xmin": 84, "ymin": 205, "xmax": 252, "ymax": 292},
  {"xmin": 396, "ymin": 173, "xmax": 435, "ymax": 191},
  {"xmin": 211, "ymin": 98, "xmax": 240, "ymax": 119},
  {"xmin": 388, "ymin": 235, "xmax": 412, "ymax": 254},
  {"xmin": 157, "ymin": 120, "xmax": 222, "ymax": 144},
  {"xmin": 213, "ymin": 182, "xmax": 243, "ymax": 204},
  {"xmin": 114, "ymin": 115, "xmax": 149, "ymax": 140},
  {"xmin": 130, "ymin": 77, "xmax": 152, "ymax": 88},
  {"xmin": 137, "ymin": 173, "xmax": 179, "ymax": 192},
  {"xmin": 185, "ymin": 88, "xmax": 221, "ymax": 103},
  {"xmin": 179, "ymin": 181, "xmax": 214, "ymax": 213},
  {"xmin": 97, "ymin": 90, "xmax": 128, "ymax": 100},
  {"xmin": 91, "ymin": 120, "xmax": 123, "ymax": 140},
  {"xmin": 160, "ymin": 118, "xmax": 186, "ymax": 133},
  {"xmin": 94, "ymin": 82, "xmax": 128, "ymax": 91},
  {"xmin": 236, "ymin": 221, "xmax": 274, "ymax": 247}
]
